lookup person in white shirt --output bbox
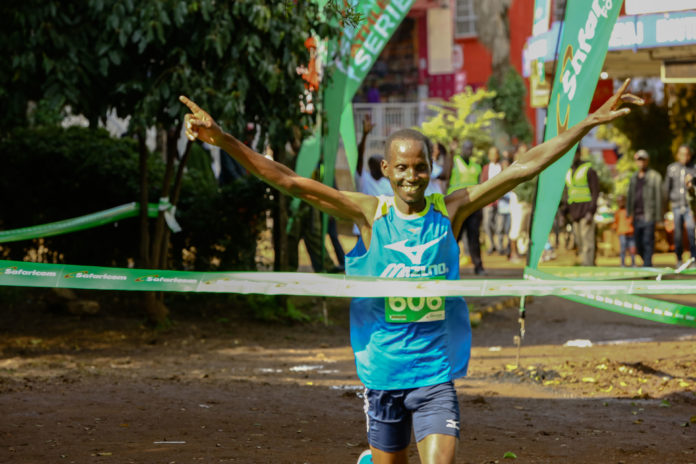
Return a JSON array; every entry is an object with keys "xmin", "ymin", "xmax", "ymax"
[
  {"xmin": 356, "ymin": 114, "xmax": 392, "ymax": 197},
  {"xmin": 481, "ymin": 146, "xmax": 502, "ymax": 254}
]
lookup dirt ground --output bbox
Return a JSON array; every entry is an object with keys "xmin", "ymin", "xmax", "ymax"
[{"xmin": 2, "ymin": 251, "xmax": 696, "ymax": 464}]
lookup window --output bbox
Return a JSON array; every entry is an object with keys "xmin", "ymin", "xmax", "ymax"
[{"xmin": 455, "ymin": 0, "xmax": 477, "ymax": 38}]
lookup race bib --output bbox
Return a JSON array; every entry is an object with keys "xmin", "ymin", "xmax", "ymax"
[{"xmin": 385, "ymin": 296, "xmax": 445, "ymax": 323}]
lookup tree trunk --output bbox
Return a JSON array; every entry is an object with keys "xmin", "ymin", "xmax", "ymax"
[
  {"xmin": 136, "ymin": 131, "xmax": 150, "ymax": 268},
  {"xmin": 143, "ymin": 291, "xmax": 169, "ymax": 325},
  {"xmin": 273, "ymin": 193, "xmax": 290, "ymax": 271},
  {"xmin": 136, "ymin": 129, "xmax": 170, "ymax": 325},
  {"xmin": 271, "ymin": 143, "xmax": 292, "ymax": 272},
  {"xmin": 159, "ymin": 138, "xmax": 193, "ymax": 270},
  {"xmin": 150, "ymin": 124, "xmax": 180, "ymax": 269},
  {"xmin": 473, "ymin": 0, "xmax": 512, "ymax": 82}
]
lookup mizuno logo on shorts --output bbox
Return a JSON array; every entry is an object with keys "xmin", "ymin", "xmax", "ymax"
[{"xmin": 446, "ymin": 419, "xmax": 460, "ymax": 430}]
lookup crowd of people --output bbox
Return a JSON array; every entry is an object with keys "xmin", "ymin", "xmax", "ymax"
[{"xmin": 350, "ymin": 116, "xmax": 696, "ymax": 272}]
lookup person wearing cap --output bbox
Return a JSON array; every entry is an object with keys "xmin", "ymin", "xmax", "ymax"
[
  {"xmin": 627, "ymin": 149, "xmax": 662, "ymax": 267},
  {"xmin": 663, "ymin": 145, "xmax": 696, "ymax": 267}
]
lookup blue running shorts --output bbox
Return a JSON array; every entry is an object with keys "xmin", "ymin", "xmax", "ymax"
[{"xmin": 363, "ymin": 381, "xmax": 460, "ymax": 453}]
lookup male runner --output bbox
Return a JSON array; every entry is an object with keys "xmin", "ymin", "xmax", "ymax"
[{"xmin": 180, "ymin": 79, "xmax": 641, "ymax": 464}]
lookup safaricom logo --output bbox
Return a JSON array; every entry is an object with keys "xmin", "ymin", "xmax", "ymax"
[
  {"xmin": 561, "ymin": 0, "xmax": 613, "ymax": 101},
  {"xmin": 64, "ymin": 271, "xmax": 127, "ymax": 281},
  {"xmin": 135, "ymin": 274, "xmax": 198, "ymax": 284},
  {"xmin": 4, "ymin": 266, "xmax": 57, "ymax": 277}
]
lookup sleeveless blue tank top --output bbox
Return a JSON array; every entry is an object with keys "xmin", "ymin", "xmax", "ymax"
[{"xmin": 345, "ymin": 194, "xmax": 472, "ymax": 390}]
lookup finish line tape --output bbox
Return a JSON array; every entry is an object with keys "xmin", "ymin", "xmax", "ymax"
[
  {"xmin": 1, "ymin": 260, "xmax": 695, "ymax": 298},
  {"xmin": 3, "ymin": 260, "xmax": 695, "ymax": 327},
  {"xmin": 525, "ymin": 267, "xmax": 696, "ymax": 328}
]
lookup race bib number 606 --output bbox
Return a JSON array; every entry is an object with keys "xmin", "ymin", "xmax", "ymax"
[{"xmin": 385, "ymin": 296, "xmax": 445, "ymax": 323}]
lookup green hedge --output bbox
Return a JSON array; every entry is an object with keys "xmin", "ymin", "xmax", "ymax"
[{"xmin": 0, "ymin": 126, "xmax": 269, "ymax": 270}]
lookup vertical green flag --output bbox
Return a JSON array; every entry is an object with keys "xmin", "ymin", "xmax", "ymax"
[
  {"xmin": 322, "ymin": 0, "xmax": 415, "ymax": 190},
  {"xmin": 527, "ymin": 0, "xmax": 624, "ymax": 269},
  {"xmin": 295, "ymin": 0, "xmax": 415, "ymax": 182},
  {"xmin": 290, "ymin": 0, "xmax": 415, "ymax": 265}
]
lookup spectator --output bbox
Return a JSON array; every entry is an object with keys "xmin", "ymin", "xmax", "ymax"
[
  {"xmin": 663, "ymin": 144, "xmax": 696, "ymax": 267},
  {"xmin": 425, "ymin": 142, "xmax": 447, "ymax": 195},
  {"xmin": 480, "ymin": 146, "xmax": 502, "ymax": 255},
  {"xmin": 287, "ymin": 201, "xmax": 341, "ymax": 273},
  {"xmin": 565, "ymin": 148, "xmax": 599, "ymax": 266},
  {"xmin": 447, "ymin": 140, "xmax": 485, "ymax": 275},
  {"xmin": 355, "ymin": 114, "xmax": 392, "ymax": 197},
  {"xmin": 613, "ymin": 195, "xmax": 636, "ymax": 267},
  {"xmin": 495, "ymin": 158, "xmax": 512, "ymax": 256},
  {"xmin": 627, "ymin": 149, "xmax": 662, "ymax": 267}
]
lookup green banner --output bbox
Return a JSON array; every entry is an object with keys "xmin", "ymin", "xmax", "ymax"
[
  {"xmin": 1, "ymin": 259, "xmax": 694, "ymax": 307},
  {"xmin": 537, "ymin": 265, "xmax": 696, "ymax": 280},
  {"xmin": 526, "ymin": 267, "xmax": 696, "ymax": 328},
  {"xmin": 0, "ymin": 202, "xmax": 165, "ymax": 243},
  {"xmin": 295, "ymin": 0, "xmax": 414, "ymax": 183},
  {"xmin": 340, "ymin": 104, "xmax": 359, "ymax": 176},
  {"xmin": 527, "ymin": 1, "xmax": 624, "ymax": 269}
]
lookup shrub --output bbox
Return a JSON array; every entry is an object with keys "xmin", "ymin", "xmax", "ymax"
[
  {"xmin": 0, "ymin": 125, "xmax": 156, "ymax": 265},
  {"xmin": 0, "ymin": 126, "xmax": 269, "ymax": 271}
]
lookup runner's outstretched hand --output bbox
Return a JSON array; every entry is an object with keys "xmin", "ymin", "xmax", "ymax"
[
  {"xmin": 180, "ymin": 96, "xmax": 224, "ymax": 146},
  {"xmin": 586, "ymin": 78, "xmax": 644, "ymax": 126}
]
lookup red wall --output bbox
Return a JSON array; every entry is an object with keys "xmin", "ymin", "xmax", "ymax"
[
  {"xmin": 452, "ymin": 0, "xmax": 537, "ymax": 135},
  {"xmin": 455, "ymin": 40, "xmax": 492, "ymax": 88}
]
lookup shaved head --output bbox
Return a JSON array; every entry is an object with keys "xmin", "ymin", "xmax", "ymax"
[{"xmin": 385, "ymin": 129, "xmax": 431, "ymax": 163}]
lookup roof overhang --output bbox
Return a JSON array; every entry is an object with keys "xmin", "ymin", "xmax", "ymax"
[{"xmin": 523, "ymin": 10, "xmax": 696, "ymax": 80}]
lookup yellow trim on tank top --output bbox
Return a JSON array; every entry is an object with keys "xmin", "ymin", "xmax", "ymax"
[{"xmin": 374, "ymin": 194, "xmax": 448, "ymax": 221}]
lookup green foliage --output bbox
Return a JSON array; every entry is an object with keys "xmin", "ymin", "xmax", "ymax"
[
  {"xmin": 668, "ymin": 84, "xmax": 696, "ymax": 156},
  {"xmin": 0, "ymin": 127, "xmax": 268, "ymax": 270},
  {"xmin": 589, "ymin": 153, "xmax": 614, "ymax": 196},
  {"xmin": 598, "ymin": 101, "xmax": 673, "ymax": 176},
  {"xmin": 420, "ymin": 87, "xmax": 503, "ymax": 150},
  {"xmin": 513, "ymin": 177, "xmax": 537, "ymax": 204},
  {"xmin": 237, "ymin": 295, "xmax": 311, "ymax": 323},
  {"xmin": 2, "ymin": 0, "xmax": 344, "ymax": 150},
  {"xmin": 173, "ymin": 171, "xmax": 271, "ymax": 271},
  {"xmin": 612, "ymin": 152, "xmax": 637, "ymax": 198},
  {"xmin": 28, "ymin": 99, "xmax": 65, "ymax": 128},
  {"xmin": 0, "ymin": 126, "xmax": 154, "ymax": 264},
  {"xmin": 186, "ymin": 142, "xmax": 218, "ymax": 189},
  {"xmin": 596, "ymin": 98, "xmax": 674, "ymax": 196},
  {"xmin": 321, "ymin": 0, "xmax": 364, "ymax": 28},
  {"xmin": 487, "ymin": 67, "xmax": 533, "ymax": 144}
]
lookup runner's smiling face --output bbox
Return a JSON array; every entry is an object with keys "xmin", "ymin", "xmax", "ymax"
[{"xmin": 382, "ymin": 137, "xmax": 431, "ymax": 214}]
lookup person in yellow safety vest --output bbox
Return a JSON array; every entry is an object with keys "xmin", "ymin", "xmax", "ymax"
[
  {"xmin": 446, "ymin": 140, "xmax": 486, "ymax": 275},
  {"xmin": 564, "ymin": 148, "xmax": 599, "ymax": 266}
]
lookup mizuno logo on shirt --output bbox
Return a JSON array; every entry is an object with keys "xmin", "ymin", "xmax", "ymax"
[
  {"xmin": 383, "ymin": 233, "xmax": 447, "ymax": 265},
  {"xmin": 380, "ymin": 262, "xmax": 448, "ymax": 278}
]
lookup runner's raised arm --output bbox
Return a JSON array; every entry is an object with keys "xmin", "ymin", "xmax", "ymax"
[
  {"xmin": 179, "ymin": 95, "xmax": 378, "ymax": 239},
  {"xmin": 445, "ymin": 78, "xmax": 644, "ymax": 232}
]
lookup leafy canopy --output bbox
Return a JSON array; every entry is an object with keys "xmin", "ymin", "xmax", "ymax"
[
  {"xmin": 420, "ymin": 86, "xmax": 503, "ymax": 154},
  {"xmin": 2, "ymin": 0, "xmax": 345, "ymax": 148}
]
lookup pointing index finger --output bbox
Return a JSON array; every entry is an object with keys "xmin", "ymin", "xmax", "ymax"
[{"xmin": 179, "ymin": 95, "xmax": 202, "ymax": 113}]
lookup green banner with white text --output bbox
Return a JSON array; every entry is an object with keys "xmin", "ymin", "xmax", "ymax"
[
  {"xmin": 295, "ymin": 0, "xmax": 414, "ymax": 183},
  {"xmin": 1, "ymin": 260, "xmax": 695, "ymax": 327},
  {"xmin": 527, "ymin": 0, "xmax": 623, "ymax": 269}
]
